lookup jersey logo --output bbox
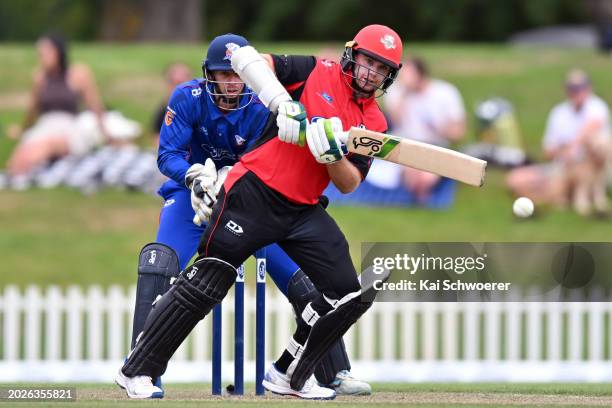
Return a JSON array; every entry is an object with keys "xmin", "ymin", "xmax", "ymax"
[
  {"xmin": 234, "ymin": 134, "xmax": 246, "ymax": 146},
  {"xmin": 201, "ymin": 144, "xmax": 237, "ymax": 161},
  {"xmin": 320, "ymin": 59, "xmax": 333, "ymax": 68},
  {"xmin": 191, "ymin": 88, "xmax": 202, "ymax": 97},
  {"xmin": 164, "ymin": 107, "xmax": 176, "ymax": 126},
  {"xmin": 380, "ymin": 35, "xmax": 396, "ymax": 50},
  {"xmin": 316, "ymin": 92, "xmax": 334, "ymax": 108}
]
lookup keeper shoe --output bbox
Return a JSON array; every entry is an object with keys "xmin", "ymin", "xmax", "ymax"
[
  {"xmin": 115, "ymin": 369, "xmax": 164, "ymax": 399},
  {"xmin": 262, "ymin": 363, "xmax": 336, "ymax": 400},
  {"xmin": 329, "ymin": 370, "xmax": 372, "ymax": 396}
]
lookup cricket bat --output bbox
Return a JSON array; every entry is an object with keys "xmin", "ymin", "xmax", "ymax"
[{"xmin": 338, "ymin": 127, "xmax": 487, "ymax": 187}]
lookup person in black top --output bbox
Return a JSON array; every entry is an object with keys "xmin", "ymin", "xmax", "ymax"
[{"xmin": 7, "ymin": 33, "xmax": 107, "ymax": 177}]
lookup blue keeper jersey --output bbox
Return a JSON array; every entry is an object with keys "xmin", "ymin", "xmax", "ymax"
[{"xmin": 157, "ymin": 78, "xmax": 270, "ymax": 185}]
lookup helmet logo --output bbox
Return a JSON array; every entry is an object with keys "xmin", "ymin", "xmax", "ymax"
[
  {"xmin": 380, "ymin": 35, "xmax": 396, "ymax": 50},
  {"xmin": 224, "ymin": 42, "xmax": 240, "ymax": 61}
]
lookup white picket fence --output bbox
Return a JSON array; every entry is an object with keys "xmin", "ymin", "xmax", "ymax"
[{"xmin": 1, "ymin": 285, "xmax": 612, "ymax": 383}]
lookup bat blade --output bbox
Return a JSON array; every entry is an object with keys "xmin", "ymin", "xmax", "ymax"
[{"xmin": 342, "ymin": 127, "xmax": 487, "ymax": 187}]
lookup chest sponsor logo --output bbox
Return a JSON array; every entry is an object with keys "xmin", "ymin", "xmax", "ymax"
[
  {"xmin": 200, "ymin": 144, "xmax": 237, "ymax": 161},
  {"xmin": 225, "ymin": 220, "xmax": 243, "ymax": 236},
  {"xmin": 234, "ymin": 134, "xmax": 246, "ymax": 146},
  {"xmin": 164, "ymin": 107, "xmax": 176, "ymax": 126},
  {"xmin": 316, "ymin": 92, "xmax": 334, "ymax": 108}
]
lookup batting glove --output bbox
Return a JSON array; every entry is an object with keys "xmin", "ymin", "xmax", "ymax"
[
  {"xmin": 306, "ymin": 117, "xmax": 346, "ymax": 164},
  {"xmin": 192, "ymin": 165, "xmax": 233, "ymax": 226},
  {"xmin": 277, "ymin": 101, "xmax": 308, "ymax": 146}
]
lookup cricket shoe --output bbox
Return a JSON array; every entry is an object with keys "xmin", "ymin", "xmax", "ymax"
[
  {"xmin": 262, "ymin": 363, "xmax": 336, "ymax": 400},
  {"xmin": 328, "ymin": 370, "xmax": 372, "ymax": 396},
  {"xmin": 115, "ymin": 369, "xmax": 164, "ymax": 399},
  {"xmin": 123, "ymin": 356, "xmax": 165, "ymax": 397}
]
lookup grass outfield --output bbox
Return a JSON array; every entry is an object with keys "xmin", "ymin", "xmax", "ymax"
[
  {"xmin": 4, "ymin": 383, "xmax": 612, "ymax": 407},
  {"xmin": 1, "ymin": 169, "xmax": 611, "ymax": 288},
  {"xmin": 1, "ymin": 44, "xmax": 611, "ymax": 287}
]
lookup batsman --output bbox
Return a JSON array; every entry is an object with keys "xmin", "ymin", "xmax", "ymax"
[
  {"xmin": 117, "ymin": 33, "xmax": 370, "ymax": 399},
  {"xmin": 119, "ymin": 24, "xmax": 402, "ymax": 399}
]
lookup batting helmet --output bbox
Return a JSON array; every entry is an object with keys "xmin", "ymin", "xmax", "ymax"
[{"xmin": 341, "ymin": 24, "xmax": 403, "ymax": 91}]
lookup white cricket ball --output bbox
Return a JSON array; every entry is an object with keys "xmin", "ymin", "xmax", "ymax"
[{"xmin": 513, "ymin": 197, "xmax": 534, "ymax": 218}]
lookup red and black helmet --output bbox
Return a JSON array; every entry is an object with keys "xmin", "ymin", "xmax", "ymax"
[{"xmin": 341, "ymin": 24, "xmax": 403, "ymax": 91}]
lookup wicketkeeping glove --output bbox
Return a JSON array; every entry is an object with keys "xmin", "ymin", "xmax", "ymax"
[
  {"xmin": 185, "ymin": 159, "xmax": 217, "ymax": 222},
  {"xmin": 192, "ymin": 165, "xmax": 233, "ymax": 226},
  {"xmin": 306, "ymin": 117, "xmax": 346, "ymax": 164},
  {"xmin": 276, "ymin": 101, "xmax": 308, "ymax": 146}
]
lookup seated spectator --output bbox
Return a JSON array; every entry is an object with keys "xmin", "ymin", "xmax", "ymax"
[
  {"xmin": 6, "ymin": 33, "xmax": 107, "ymax": 176},
  {"xmin": 151, "ymin": 62, "xmax": 192, "ymax": 146},
  {"xmin": 506, "ymin": 69, "xmax": 611, "ymax": 216},
  {"xmin": 384, "ymin": 56, "xmax": 466, "ymax": 204}
]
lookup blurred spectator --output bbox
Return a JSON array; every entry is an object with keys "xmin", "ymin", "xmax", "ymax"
[
  {"xmin": 151, "ymin": 62, "xmax": 191, "ymax": 146},
  {"xmin": 384, "ymin": 56, "xmax": 466, "ymax": 203},
  {"xmin": 507, "ymin": 69, "xmax": 611, "ymax": 216},
  {"xmin": 6, "ymin": 33, "xmax": 108, "ymax": 176}
]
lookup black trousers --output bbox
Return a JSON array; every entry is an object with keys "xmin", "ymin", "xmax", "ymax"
[{"xmin": 199, "ymin": 171, "xmax": 360, "ymax": 301}]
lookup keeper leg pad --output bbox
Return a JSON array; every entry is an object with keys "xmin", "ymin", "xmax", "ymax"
[
  {"xmin": 122, "ymin": 257, "xmax": 236, "ymax": 378},
  {"xmin": 131, "ymin": 243, "xmax": 180, "ymax": 348}
]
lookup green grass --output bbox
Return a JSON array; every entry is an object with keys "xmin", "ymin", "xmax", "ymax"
[
  {"xmin": 0, "ymin": 169, "xmax": 608, "ymax": 288},
  {"xmin": 3, "ymin": 382, "xmax": 612, "ymax": 407},
  {"xmin": 1, "ymin": 43, "xmax": 611, "ymax": 288}
]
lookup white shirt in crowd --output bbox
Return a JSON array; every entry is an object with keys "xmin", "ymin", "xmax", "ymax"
[
  {"xmin": 543, "ymin": 94, "xmax": 611, "ymax": 151},
  {"xmin": 385, "ymin": 79, "xmax": 465, "ymax": 147}
]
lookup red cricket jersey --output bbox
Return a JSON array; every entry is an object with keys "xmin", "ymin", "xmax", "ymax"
[{"xmin": 226, "ymin": 57, "xmax": 387, "ymax": 204}]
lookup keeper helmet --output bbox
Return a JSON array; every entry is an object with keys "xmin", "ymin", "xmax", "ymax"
[
  {"xmin": 202, "ymin": 33, "xmax": 253, "ymax": 110},
  {"xmin": 203, "ymin": 33, "xmax": 249, "ymax": 72}
]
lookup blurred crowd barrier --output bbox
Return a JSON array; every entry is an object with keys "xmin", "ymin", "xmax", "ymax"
[
  {"xmin": 1, "ymin": 285, "xmax": 612, "ymax": 383},
  {"xmin": 0, "ymin": 145, "xmax": 166, "ymax": 194}
]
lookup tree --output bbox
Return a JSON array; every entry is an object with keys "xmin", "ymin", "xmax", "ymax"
[{"xmin": 99, "ymin": 0, "xmax": 203, "ymax": 42}]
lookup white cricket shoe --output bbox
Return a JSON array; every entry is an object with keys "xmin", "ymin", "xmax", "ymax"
[
  {"xmin": 329, "ymin": 370, "xmax": 372, "ymax": 396},
  {"xmin": 115, "ymin": 369, "xmax": 164, "ymax": 399},
  {"xmin": 262, "ymin": 364, "xmax": 336, "ymax": 400}
]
